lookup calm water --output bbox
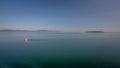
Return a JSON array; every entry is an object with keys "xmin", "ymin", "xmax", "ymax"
[{"xmin": 0, "ymin": 32, "xmax": 120, "ymax": 68}]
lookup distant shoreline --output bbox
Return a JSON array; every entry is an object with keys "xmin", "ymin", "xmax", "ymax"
[
  {"xmin": 0, "ymin": 29, "xmax": 60, "ymax": 32},
  {"xmin": 0, "ymin": 29, "xmax": 120, "ymax": 33},
  {"xmin": 87, "ymin": 31, "xmax": 104, "ymax": 33}
]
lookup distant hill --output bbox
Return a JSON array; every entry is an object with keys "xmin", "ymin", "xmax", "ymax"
[
  {"xmin": 0, "ymin": 29, "xmax": 60, "ymax": 33},
  {"xmin": 87, "ymin": 31, "xmax": 104, "ymax": 33},
  {"xmin": 0, "ymin": 29, "xmax": 29, "ymax": 32},
  {"xmin": 37, "ymin": 30, "xmax": 60, "ymax": 32}
]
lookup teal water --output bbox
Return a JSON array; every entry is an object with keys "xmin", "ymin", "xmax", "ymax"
[{"xmin": 0, "ymin": 32, "xmax": 120, "ymax": 68}]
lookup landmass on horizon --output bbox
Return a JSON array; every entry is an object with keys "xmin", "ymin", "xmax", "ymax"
[
  {"xmin": 87, "ymin": 31, "xmax": 104, "ymax": 33},
  {"xmin": 0, "ymin": 29, "xmax": 60, "ymax": 32},
  {"xmin": 0, "ymin": 29, "xmax": 105, "ymax": 33}
]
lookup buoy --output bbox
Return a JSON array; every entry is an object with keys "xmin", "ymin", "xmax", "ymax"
[{"xmin": 24, "ymin": 35, "xmax": 28, "ymax": 44}]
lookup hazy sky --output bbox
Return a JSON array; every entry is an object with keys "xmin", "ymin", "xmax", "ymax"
[{"xmin": 0, "ymin": 0, "xmax": 120, "ymax": 32}]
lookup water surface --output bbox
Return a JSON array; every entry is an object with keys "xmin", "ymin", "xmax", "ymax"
[{"xmin": 0, "ymin": 32, "xmax": 120, "ymax": 68}]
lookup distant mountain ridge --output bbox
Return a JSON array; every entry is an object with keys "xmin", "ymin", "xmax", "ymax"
[
  {"xmin": 0, "ymin": 29, "xmax": 30, "ymax": 32},
  {"xmin": 0, "ymin": 29, "xmax": 60, "ymax": 32}
]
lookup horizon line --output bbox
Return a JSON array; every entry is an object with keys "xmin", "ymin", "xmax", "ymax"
[{"xmin": 0, "ymin": 29, "xmax": 120, "ymax": 33}]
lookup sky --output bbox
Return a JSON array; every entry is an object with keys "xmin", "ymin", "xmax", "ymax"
[{"xmin": 0, "ymin": 0, "xmax": 120, "ymax": 32}]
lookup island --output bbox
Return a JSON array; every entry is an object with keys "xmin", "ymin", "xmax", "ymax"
[{"xmin": 87, "ymin": 31, "xmax": 104, "ymax": 33}]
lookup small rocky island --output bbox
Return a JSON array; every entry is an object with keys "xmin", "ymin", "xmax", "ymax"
[{"xmin": 87, "ymin": 31, "xmax": 104, "ymax": 33}]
